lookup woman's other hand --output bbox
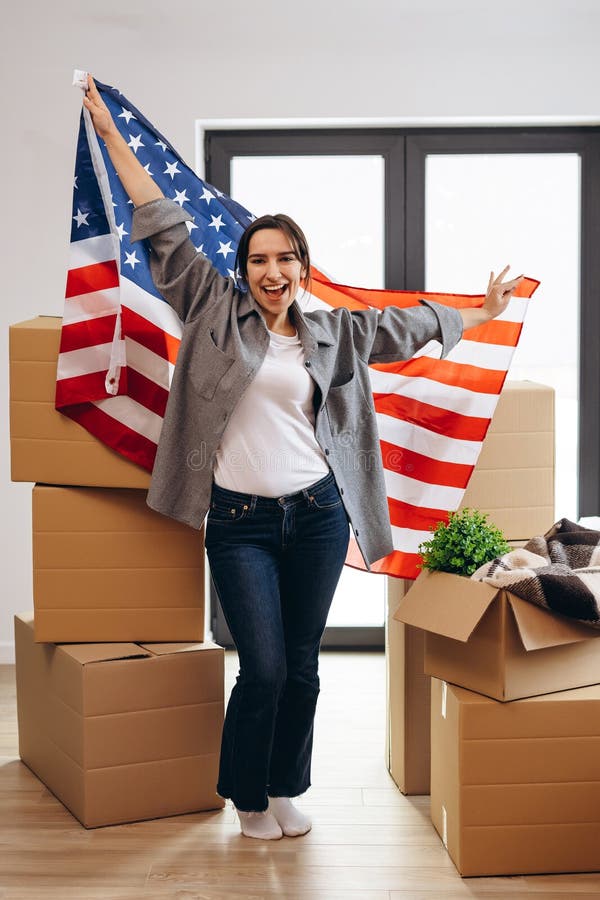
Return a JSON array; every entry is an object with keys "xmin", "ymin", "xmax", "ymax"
[
  {"xmin": 482, "ymin": 266, "xmax": 524, "ymax": 320},
  {"xmin": 459, "ymin": 265, "xmax": 524, "ymax": 332}
]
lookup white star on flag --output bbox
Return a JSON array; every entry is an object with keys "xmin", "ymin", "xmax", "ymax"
[
  {"xmin": 73, "ymin": 176, "xmax": 78, "ymax": 190},
  {"xmin": 116, "ymin": 222, "xmax": 129, "ymax": 242},
  {"xmin": 200, "ymin": 187, "xmax": 214, "ymax": 204},
  {"xmin": 124, "ymin": 250, "xmax": 140, "ymax": 269},
  {"xmin": 118, "ymin": 108, "xmax": 135, "ymax": 124},
  {"xmin": 127, "ymin": 133, "xmax": 144, "ymax": 154},
  {"xmin": 155, "ymin": 140, "xmax": 168, "ymax": 152},
  {"xmin": 209, "ymin": 214, "xmax": 225, "ymax": 232},
  {"xmin": 164, "ymin": 161, "xmax": 181, "ymax": 179},
  {"xmin": 185, "ymin": 219, "xmax": 198, "ymax": 233},
  {"xmin": 217, "ymin": 241, "xmax": 233, "ymax": 258},
  {"xmin": 173, "ymin": 188, "xmax": 190, "ymax": 207},
  {"xmin": 143, "ymin": 163, "xmax": 154, "ymax": 177},
  {"xmin": 195, "ymin": 243, "xmax": 205, "ymax": 254},
  {"xmin": 73, "ymin": 208, "xmax": 89, "ymax": 228}
]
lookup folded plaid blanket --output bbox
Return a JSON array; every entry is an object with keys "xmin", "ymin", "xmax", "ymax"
[{"xmin": 471, "ymin": 518, "xmax": 600, "ymax": 628}]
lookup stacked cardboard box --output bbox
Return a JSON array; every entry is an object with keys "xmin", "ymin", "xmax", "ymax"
[
  {"xmin": 385, "ymin": 381, "xmax": 555, "ymax": 797},
  {"xmin": 10, "ymin": 316, "xmax": 225, "ymax": 827},
  {"xmin": 430, "ymin": 678, "xmax": 600, "ymax": 876},
  {"xmin": 395, "ymin": 571, "xmax": 600, "ymax": 875}
]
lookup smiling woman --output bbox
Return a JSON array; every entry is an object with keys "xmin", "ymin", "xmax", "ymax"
[
  {"xmin": 82, "ymin": 72, "xmax": 522, "ymax": 842},
  {"xmin": 236, "ymin": 213, "xmax": 312, "ymax": 335}
]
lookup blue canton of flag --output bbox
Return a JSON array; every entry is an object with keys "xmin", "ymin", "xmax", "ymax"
[{"xmin": 74, "ymin": 77, "xmax": 256, "ymax": 300}]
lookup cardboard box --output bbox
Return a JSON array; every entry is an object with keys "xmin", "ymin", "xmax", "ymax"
[
  {"xmin": 33, "ymin": 485, "xmax": 205, "ymax": 642},
  {"xmin": 385, "ymin": 577, "xmax": 430, "ymax": 795},
  {"xmin": 10, "ymin": 316, "xmax": 151, "ymax": 488},
  {"xmin": 431, "ymin": 677, "xmax": 600, "ymax": 876},
  {"xmin": 459, "ymin": 381, "xmax": 555, "ymax": 540},
  {"xmin": 15, "ymin": 612, "xmax": 224, "ymax": 828},
  {"xmin": 394, "ymin": 569, "xmax": 600, "ymax": 701}
]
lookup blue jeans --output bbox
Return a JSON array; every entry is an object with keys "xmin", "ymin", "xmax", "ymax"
[{"xmin": 205, "ymin": 470, "xmax": 350, "ymax": 812}]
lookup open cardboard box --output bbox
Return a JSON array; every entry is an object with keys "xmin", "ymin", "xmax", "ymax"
[
  {"xmin": 394, "ymin": 570, "xmax": 600, "ymax": 701},
  {"xmin": 15, "ymin": 612, "xmax": 224, "ymax": 828},
  {"xmin": 431, "ymin": 677, "xmax": 600, "ymax": 876}
]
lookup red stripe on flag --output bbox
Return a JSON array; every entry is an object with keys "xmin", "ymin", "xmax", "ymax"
[
  {"xmin": 462, "ymin": 319, "xmax": 523, "ymax": 347},
  {"xmin": 55, "ymin": 369, "xmax": 128, "ymax": 407},
  {"xmin": 387, "ymin": 498, "xmax": 449, "ymax": 531},
  {"xmin": 373, "ymin": 356, "xmax": 505, "ymax": 394},
  {"xmin": 121, "ymin": 305, "xmax": 181, "ymax": 365},
  {"xmin": 58, "ymin": 315, "xmax": 117, "ymax": 353},
  {"xmin": 309, "ymin": 277, "xmax": 372, "ymax": 311},
  {"xmin": 126, "ymin": 367, "xmax": 169, "ymax": 418},
  {"xmin": 373, "ymin": 393, "xmax": 491, "ymax": 443},
  {"xmin": 59, "ymin": 402, "xmax": 157, "ymax": 472},
  {"xmin": 65, "ymin": 260, "xmax": 119, "ymax": 298},
  {"xmin": 311, "ymin": 275, "xmax": 539, "ymax": 315},
  {"xmin": 344, "ymin": 539, "xmax": 422, "ymax": 579},
  {"xmin": 380, "ymin": 439, "xmax": 474, "ymax": 488}
]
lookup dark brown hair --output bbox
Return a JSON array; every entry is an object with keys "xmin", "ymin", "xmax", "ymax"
[{"xmin": 235, "ymin": 214, "xmax": 312, "ymax": 297}]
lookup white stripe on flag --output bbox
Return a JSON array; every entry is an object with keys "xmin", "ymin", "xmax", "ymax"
[
  {"xmin": 375, "ymin": 412, "xmax": 482, "ymax": 466},
  {"xmin": 121, "ymin": 276, "xmax": 184, "ymax": 339},
  {"xmin": 57, "ymin": 342, "xmax": 113, "ymax": 379},
  {"xmin": 125, "ymin": 338, "xmax": 174, "ymax": 390},
  {"xmin": 62, "ymin": 288, "xmax": 120, "ymax": 325},
  {"xmin": 69, "ymin": 234, "xmax": 118, "ymax": 269},
  {"xmin": 415, "ymin": 337, "xmax": 516, "ymax": 370},
  {"xmin": 368, "ymin": 369, "xmax": 498, "ymax": 419},
  {"xmin": 384, "ymin": 467, "xmax": 465, "ymax": 510},
  {"xmin": 94, "ymin": 395, "xmax": 163, "ymax": 444},
  {"xmin": 495, "ymin": 295, "xmax": 529, "ymax": 322},
  {"xmin": 390, "ymin": 523, "xmax": 436, "ymax": 555}
]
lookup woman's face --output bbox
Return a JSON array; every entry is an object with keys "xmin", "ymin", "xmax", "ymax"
[{"xmin": 245, "ymin": 228, "xmax": 306, "ymax": 322}]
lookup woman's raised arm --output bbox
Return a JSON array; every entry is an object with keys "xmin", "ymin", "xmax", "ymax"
[{"xmin": 83, "ymin": 74, "xmax": 163, "ymax": 207}]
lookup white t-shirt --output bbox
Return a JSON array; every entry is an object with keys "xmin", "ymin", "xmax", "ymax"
[{"xmin": 213, "ymin": 329, "xmax": 330, "ymax": 496}]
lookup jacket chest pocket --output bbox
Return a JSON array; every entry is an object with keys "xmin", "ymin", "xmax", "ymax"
[
  {"xmin": 190, "ymin": 329, "xmax": 236, "ymax": 401},
  {"xmin": 325, "ymin": 370, "xmax": 370, "ymax": 433}
]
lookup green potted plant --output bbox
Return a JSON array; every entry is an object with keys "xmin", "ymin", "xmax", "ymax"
[{"xmin": 418, "ymin": 508, "xmax": 510, "ymax": 577}]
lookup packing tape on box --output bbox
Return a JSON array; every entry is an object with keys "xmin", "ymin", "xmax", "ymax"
[{"xmin": 442, "ymin": 805, "xmax": 448, "ymax": 848}]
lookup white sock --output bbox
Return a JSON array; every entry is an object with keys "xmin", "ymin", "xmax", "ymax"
[
  {"xmin": 235, "ymin": 806, "xmax": 283, "ymax": 840},
  {"xmin": 267, "ymin": 796, "xmax": 312, "ymax": 837}
]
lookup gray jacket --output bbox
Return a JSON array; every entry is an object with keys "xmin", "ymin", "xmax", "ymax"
[{"xmin": 131, "ymin": 198, "xmax": 463, "ymax": 569}]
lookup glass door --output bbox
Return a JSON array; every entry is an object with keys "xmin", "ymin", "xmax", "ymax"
[
  {"xmin": 423, "ymin": 152, "xmax": 581, "ymax": 519},
  {"xmin": 204, "ymin": 126, "xmax": 600, "ymax": 647}
]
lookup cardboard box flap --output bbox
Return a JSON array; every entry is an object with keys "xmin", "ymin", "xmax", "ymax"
[
  {"xmin": 58, "ymin": 642, "xmax": 152, "ymax": 665},
  {"xmin": 393, "ymin": 570, "xmax": 499, "ymax": 642},
  {"xmin": 138, "ymin": 641, "xmax": 221, "ymax": 656},
  {"xmin": 507, "ymin": 593, "xmax": 600, "ymax": 651}
]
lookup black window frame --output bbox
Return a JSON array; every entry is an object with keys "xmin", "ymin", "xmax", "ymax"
[{"xmin": 205, "ymin": 126, "xmax": 600, "ymax": 649}]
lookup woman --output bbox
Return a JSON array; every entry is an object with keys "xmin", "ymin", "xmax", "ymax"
[{"xmin": 84, "ymin": 76, "xmax": 523, "ymax": 840}]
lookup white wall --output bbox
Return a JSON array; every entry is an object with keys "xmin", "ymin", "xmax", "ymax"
[{"xmin": 2, "ymin": 0, "xmax": 599, "ymax": 660}]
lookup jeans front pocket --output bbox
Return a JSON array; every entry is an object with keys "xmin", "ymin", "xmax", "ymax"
[
  {"xmin": 208, "ymin": 497, "xmax": 251, "ymax": 524},
  {"xmin": 307, "ymin": 480, "xmax": 343, "ymax": 511}
]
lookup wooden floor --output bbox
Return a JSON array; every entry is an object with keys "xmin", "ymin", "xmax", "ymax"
[{"xmin": 1, "ymin": 651, "xmax": 600, "ymax": 899}]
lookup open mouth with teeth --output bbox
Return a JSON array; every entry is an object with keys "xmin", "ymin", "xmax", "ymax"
[{"xmin": 261, "ymin": 283, "xmax": 288, "ymax": 300}]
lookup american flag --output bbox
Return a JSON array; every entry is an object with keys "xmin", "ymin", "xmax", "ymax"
[{"xmin": 56, "ymin": 74, "xmax": 538, "ymax": 579}]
